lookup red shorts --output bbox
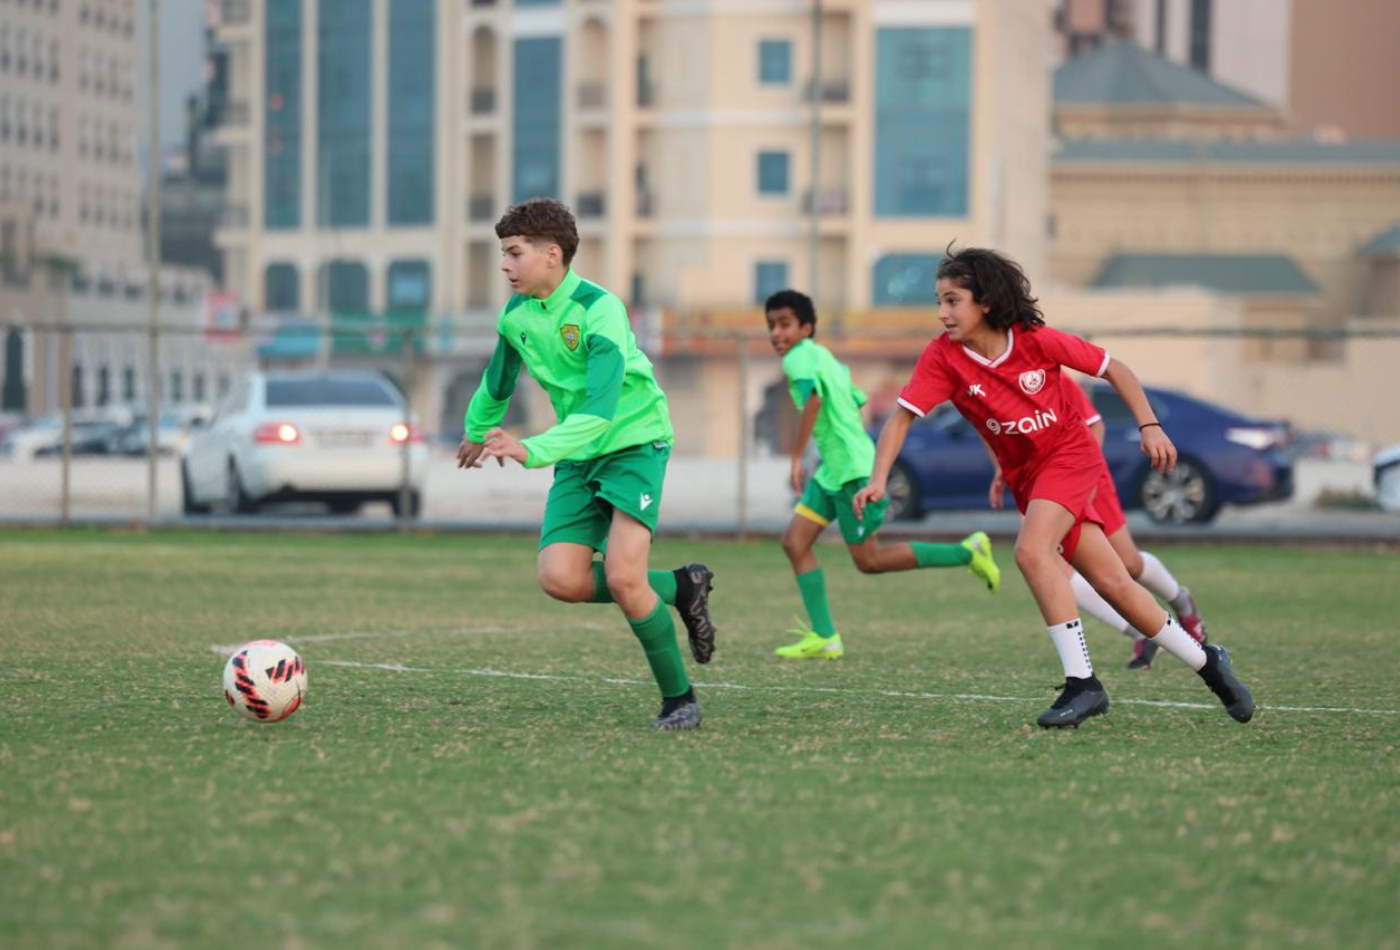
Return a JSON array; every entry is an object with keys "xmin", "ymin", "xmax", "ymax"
[
  {"xmin": 1008, "ymin": 445, "xmax": 1105, "ymax": 562},
  {"xmin": 1094, "ymin": 463, "xmax": 1127, "ymax": 537}
]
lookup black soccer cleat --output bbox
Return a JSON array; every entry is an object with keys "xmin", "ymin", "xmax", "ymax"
[
  {"xmin": 652, "ymin": 695, "xmax": 703, "ymax": 731},
  {"xmin": 674, "ymin": 563, "xmax": 717, "ymax": 664},
  {"xmin": 1037, "ymin": 676, "xmax": 1110, "ymax": 729},
  {"xmin": 1198, "ymin": 644, "xmax": 1255, "ymax": 723},
  {"xmin": 1126, "ymin": 637, "xmax": 1159, "ymax": 671}
]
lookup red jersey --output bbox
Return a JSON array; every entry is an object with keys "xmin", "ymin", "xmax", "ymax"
[
  {"xmin": 898, "ymin": 326, "xmax": 1111, "ymax": 484},
  {"xmin": 1064, "ymin": 381, "xmax": 1101, "ymax": 427}
]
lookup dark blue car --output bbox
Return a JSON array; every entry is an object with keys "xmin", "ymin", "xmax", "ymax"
[{"xmin": 880, "ymin": 385, "xmax": 1293, "ymax": 524}]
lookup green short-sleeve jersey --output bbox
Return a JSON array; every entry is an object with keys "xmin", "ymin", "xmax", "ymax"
[
  {"xmin": 782, "ymin": 338, "xmax": 874, "ymax": 491},
  {"xmin": 463, "ymin": 270, "xmax": 673, "ymax": 468}
]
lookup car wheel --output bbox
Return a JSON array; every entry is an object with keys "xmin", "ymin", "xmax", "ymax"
[
  {"xmin": 390, "ymin": 490, "xmax": 422, "ymax": 519},
  {"xmin": 227, "ymin": 461, "xmax": 258, "ymax": 514},
  {"xmin": 1139, "ymin": 457, "xmax": 1218, "ymax": 524},
  {"xmin": 181, "ymin": 461, "xmax": 210, "ymax": 515},
  {"xmin": 885, "ymin": 461, "xmax": 921, "ymax": 522}
]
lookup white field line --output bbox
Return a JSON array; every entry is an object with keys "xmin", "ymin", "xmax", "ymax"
[
  {"xmin": 207, "ymin": 626, "xmax": 506, "ymax": 656},
  {"xmin": 314, "ymin": 658, "xmax": 1400, "ymax": 718}
]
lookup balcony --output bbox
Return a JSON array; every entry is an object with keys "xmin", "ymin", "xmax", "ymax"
[
  {"xmin": 222, "ymin": 0, "xmax": 251, "ymax": 25},
  {"xmin": 470, "ymin": 87, "xmax": 496, "ymax": 115},
  {"xmin": 805, "ymin": 78, "xmax": 852, "ymax": 104},
  {"xmin": 576, "ymin": 192, "xmax": 606, "ymax": 218},
  {"xmin": 803, "ymin": 187, "xmax": 849, "ymax": 216},
  {"xmin": 468, "ymin": 195, "xmax": 495, "ymax": 222}
]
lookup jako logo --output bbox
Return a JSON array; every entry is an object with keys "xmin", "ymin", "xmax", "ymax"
[{"xmin": 985, "ymin": 407, "xmax": 1059, "ymax": 436}]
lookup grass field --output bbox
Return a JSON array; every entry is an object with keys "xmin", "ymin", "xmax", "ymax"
[{"xmin": 1, "ymin": 529, "xmax": 1397, "ymax": 949}]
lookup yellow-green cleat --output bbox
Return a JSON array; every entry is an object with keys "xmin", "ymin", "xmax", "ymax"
[
  {"xmin": 774, "ymin": 626, "xmax": 844, "ymax": 660},
  {"xmin": 961, "ymin": 530, "xmax": 1000, "ymax": 593}
]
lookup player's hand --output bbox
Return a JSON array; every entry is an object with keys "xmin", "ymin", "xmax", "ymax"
[
  {"xmin": 852, "ymin": 481, "xmax": 884, "ymax": 521},
  {"xmin": 988, "ymin": 468, "xmax": 1007, "ymax": 510},
  {"xmin": 456, "ymin": 438, "xmax": 487, "ymax": 469},
  {"xmin": 790, "ymin": 457, "xmax": 804, "ymax": 495},
  {"xmin": 482, "ymin": 427, "xmax": 528, "ymax": 467},
  {"xmin": 1140, "ymin": 425, "xmax": 1177, "ymax": 474}
]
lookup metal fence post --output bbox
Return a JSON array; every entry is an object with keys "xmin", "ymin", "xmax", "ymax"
[
  {"xmin": 737, "ymin": 335, "xmax": 750, "ymax": 540},
  {"xmin": 397, "ymin": 328, "xmax": 416, "ymax": 532},
  {"xmin": 58, "ymin": 325, "xmax": 73, "ymax": 526}
]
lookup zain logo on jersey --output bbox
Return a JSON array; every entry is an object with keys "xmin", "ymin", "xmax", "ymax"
[{"xmin": 985, "ymin": 407, "xmax": 1059, "ymax": 436}]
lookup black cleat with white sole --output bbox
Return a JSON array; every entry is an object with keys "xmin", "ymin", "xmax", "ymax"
[
  {"xmin": 674, "ymin": 563, "xmax": 717, "ymax": 664},
  {"xmin": 652, "ymin": 693, "xmax": 703, "ymax": 731},
  {"xmin": 1198, "ymin": 644, "xmax": 1255, "ymax": 723},
  {"xmin": 1036, "ymin": 676, "xmax": 1110, "ymax": 729}
]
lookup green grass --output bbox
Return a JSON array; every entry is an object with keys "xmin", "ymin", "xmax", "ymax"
[{"xmin": 1, "ymin": 529, "xmax": 1397, "ymax": 950}]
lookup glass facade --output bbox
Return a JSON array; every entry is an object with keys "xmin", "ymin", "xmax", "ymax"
[
  {"xmin": 388, "ymin": 0, "xmax": 434, "ymax": 226},
  {"xmin": 263, "ymin": 0, "xmax": 302, "ymax": 230},
  {"xmin": 757, "ymin": 151, "xmax": 790, "ymax": 195},
  {"xmin": 265, "ymin": 263, "xmax": 300, "ymax": 311},
  {"xmin": 758, "ymin": 40, "xmax": 791, "ymax": 85},
  {"xmin": 388, "ymin": 260, "xmax": 431, "ymax": 312},
  {"xmin": 318, "ymin": 0, "xmax": 372, "ymax": 227},
  {"xmin": 755, "ymin": 261, "xmax": 789, "ymax": 304},
  {"xmin": 512, "ymin": 37, "xmax": 562, "ymax": 203},
  {"xmin": 874, "ymin": 28, "xmax": 971, "ymax": 217},
  {"xmin": 872, "ymin": 254, "xmax": 941, "ymax": 306}
]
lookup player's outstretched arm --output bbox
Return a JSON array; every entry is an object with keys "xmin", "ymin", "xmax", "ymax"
[
  {"xmin": 853, "ymin": 405, "xmax": 916, "ymax": 519},
  {"xmin": 1102, "ymin": 357, "xmax": 1177, "ymax": 473}
]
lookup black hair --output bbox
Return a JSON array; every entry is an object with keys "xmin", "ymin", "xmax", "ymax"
[
  {"xmin": 495, "ymin": 198, "xmax": 580, "ymax": 267},
  {"xmin": 936, "ymin": 245, "xmax": 1045, "ymax": 331},
  {"xmin": 764, "ymin": 289, "xmax": 817, "ymax": 339}
]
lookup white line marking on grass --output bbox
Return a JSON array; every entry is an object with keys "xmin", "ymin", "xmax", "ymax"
[
  {"xmin": 315, "ymin": 659, "xmax": 1400, "ymax": 717},
  {"xmin": 207, "ymin": 626, "xmax": 506, "ymax": 656}
]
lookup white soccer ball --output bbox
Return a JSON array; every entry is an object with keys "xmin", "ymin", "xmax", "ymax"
[{"xmin": 223, "ymin": 640, "xmax": 307, "ymax": 723}]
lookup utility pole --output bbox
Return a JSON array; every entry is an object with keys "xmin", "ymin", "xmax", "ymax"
[
  {"xmin": 145, "ymin": 0, "xmax": 162, "ymax": 523},
  {"xmin": 808, "ymin": 0, "xmax": 823, "ymax": 308}
]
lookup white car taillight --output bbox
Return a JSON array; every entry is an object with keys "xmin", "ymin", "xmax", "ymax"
[
  {"xmin": 254, "ymin": 422, "xmax": 301, "ymax": 445},
  {"xmin": 389, "ymin": 423, "xmax": 424, "ymax": 444}
]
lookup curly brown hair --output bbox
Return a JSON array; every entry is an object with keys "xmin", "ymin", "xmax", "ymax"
[
  {"xmin": 936, "ymin": 245, "xmax": 1045, "ymax": 332},
  {"xmin": 494, "ymin": 199, "xmax": 579, "ymax": 267}
]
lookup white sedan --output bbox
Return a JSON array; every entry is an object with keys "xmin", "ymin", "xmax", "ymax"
[
  {"xmin": 1376, "ymin": 443, "xmax": 1400, "ymax": 513},
  {"xmin": 181, "ymin": 371, "xmax": 429, "ymax": 516}
]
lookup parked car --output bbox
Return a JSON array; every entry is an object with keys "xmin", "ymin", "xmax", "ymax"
[
  {"xmin": 3, "ymin": 413, "xmax": 127, "ymax": 459},
  {"xmin": 880, "ymin": 384, "xmax": 1293, "ymax": 525},
  {"xmin": 181, "ymin": 371, "xmax": 429, "ymax": 516},
  {"xmin": 1375, "ymin": 443, "xmax": 1400, "ymax": 512},
  {"xmin": 106, "ymin": 411, "xmax": 206, "ymax": 457}
]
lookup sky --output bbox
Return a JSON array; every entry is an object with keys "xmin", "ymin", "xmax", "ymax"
[{"xmin": 134, "ymin": 0, "xmax": 209, "ymax": 173}]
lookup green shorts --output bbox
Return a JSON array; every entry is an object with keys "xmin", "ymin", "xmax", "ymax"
[
  {"xmin": 539, "ymin": 441, "xmax": 671, "ymax": 551},
  {"xmin": 795, "ymin": 475, "xmax": 888, "ymax": 546}
]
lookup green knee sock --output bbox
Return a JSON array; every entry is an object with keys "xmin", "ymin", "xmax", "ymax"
[
  {"xmin": 911, "ymin": 542, "xmax": 972, "ymax": 569},
  {"xmin": 591, "ymin": 561, "xmax": 678, "ymax": 605},
  {"xmin": 795, "ymin": 568, "xmax": 837, "ymax": 638},
  {"xmin": 627, "ymin": 599, "xmax": 691, "ymax": 699}
]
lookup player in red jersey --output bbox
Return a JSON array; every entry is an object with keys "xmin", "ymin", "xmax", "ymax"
[
  {"xmin": 988, "ymin": 382, "xmax": 1210, "ymax": 670},
  {"xmin": 854, "ymin": 247, "xmax": 1253, "ymax": 728}
]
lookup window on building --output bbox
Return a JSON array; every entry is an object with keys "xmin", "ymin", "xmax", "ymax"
[
  {"xmin": 387, "ymin": 0, "xmax": 434, "ymax": 225},
  {"xmin": 872, "ymin": 254, "xmax": 941, "ymax": 306},
  {"xmin": 71, "ymin": 363, "xmax": 84, "ymax": 408},
  {"xmin": 754, "ymin": 261, "xmax": 789, "ymax": 304},
  {"xmin": 757, "ymin": 151, "xmax": 789, "ymax": 195},
  {"xmin": 512, "ymin": 36, "xmax": 562, "ymax": 203},
  {"xmin": 874, "ymin": 28, "xmax": 971, "ymax": 217},
  {"xmin": 758, "ymin": 39, "xmax": 792, "ymax": 85},
  {"xmin": 1189, "ymin": 0, "xmax": 1212, "ymax": 71},
  {"xmin": 264, "ymin": 1, "xmax": 302, "ymax": 229},
  {"xmin": 387, "ymin": 260, "xmax": 431, "ymax": 312},
  {"xmin": 96, "ymin": 365, "xmax": 111, "ymax": 406},
  {"xmin": 264, "ymin": 262, "xmax": 300, "ymax": 311},
  {"xmin": 123, "ymin": 366, "xmax": 136, "ymax": 402},
  {"xmin": 318, "ymin": 260, "xmax": 369, "ymax": 313},
  {"xmin": 317, "ymin": 0, "xmax": 372, "ymax": 227},
  {"xmin": 170, "ymin": 370, "xmax": 183, "ymax": 404}
]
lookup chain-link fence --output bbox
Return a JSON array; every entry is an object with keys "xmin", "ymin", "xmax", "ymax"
[{"xmin": 1, "ymin": 316, "xmax": 1397, "ymax": 536}]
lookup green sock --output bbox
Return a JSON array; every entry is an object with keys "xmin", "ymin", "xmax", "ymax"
[
  {"xmin": 912, "ymin": 542, "xmax": 972, "ymax": 569},
  {"xmin": 591, "ymin": 561, "xmax": 678, "ymax": 605},
  {"xmin": 627, "ymin": 599, "xmax": 691, "ymax": 699},
  {"xmin": 795, "ymin": 568, "xmax": 837, "ymax": 638}
]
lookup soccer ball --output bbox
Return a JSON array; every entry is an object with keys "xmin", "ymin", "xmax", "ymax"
[{"xmin": 223, "ymin": 639, "xmax": 307, "ymax": 723}]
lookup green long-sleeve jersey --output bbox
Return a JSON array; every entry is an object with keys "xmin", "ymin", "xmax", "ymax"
[
  {"xmin": 783, "ymin": 338, "xmax": 874, "ymax": 491},
  {"xmin": 463, "ymin": 269, "xmax": 673, "ymax": 468}
]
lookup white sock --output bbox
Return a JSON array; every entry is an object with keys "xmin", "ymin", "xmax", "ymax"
[
  {"xmin": 1070, "ymin": 572, "xmax": 1144, "ymax": 640},
  {"xmin": 1047, "ymin": 618, "xmax": 1094, "ymax": 679},
  {"xmin": 1149, "ymin": 616, "xmax": 1206, "ymax": 671},
  {"xmin": 1135, "ymin": 551, "xmax": 1181, "ymax": 603}
]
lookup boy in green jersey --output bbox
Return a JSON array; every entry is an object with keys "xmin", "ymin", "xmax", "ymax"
[
  {"xmin": 457, "ymin": 200, "xmax": 716, "ymax": 730},
  {"xmin": 765, "ymin": 290, "xmax": 1000, "ymax": 660}
]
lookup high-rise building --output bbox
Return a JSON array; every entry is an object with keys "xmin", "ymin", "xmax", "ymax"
[{"xmin": 215, "ymin": 0, "xmax": 1053, "ymax": 319}]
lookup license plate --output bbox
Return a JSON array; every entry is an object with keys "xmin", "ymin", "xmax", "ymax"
[{"xmin": 315, "ymin": 430, "xmax": 373, "ymax": 447}]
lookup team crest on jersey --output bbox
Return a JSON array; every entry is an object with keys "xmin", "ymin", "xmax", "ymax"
[
  {"xmin": 561, "ymin": 324, "xmax": 581, "ymax": 351},
  {"xmin": 1018, "ymin": 369, "xmax": 1046, "ymax": 395}
]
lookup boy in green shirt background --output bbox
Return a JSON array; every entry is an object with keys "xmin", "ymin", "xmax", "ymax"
[
  {"xmin": 458, "ymin": 199, "xmax": 716, "ymax": 730},
  {"xmin": 765, "ymin": 290, "xmax": 1000, "ymax": 659}
]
